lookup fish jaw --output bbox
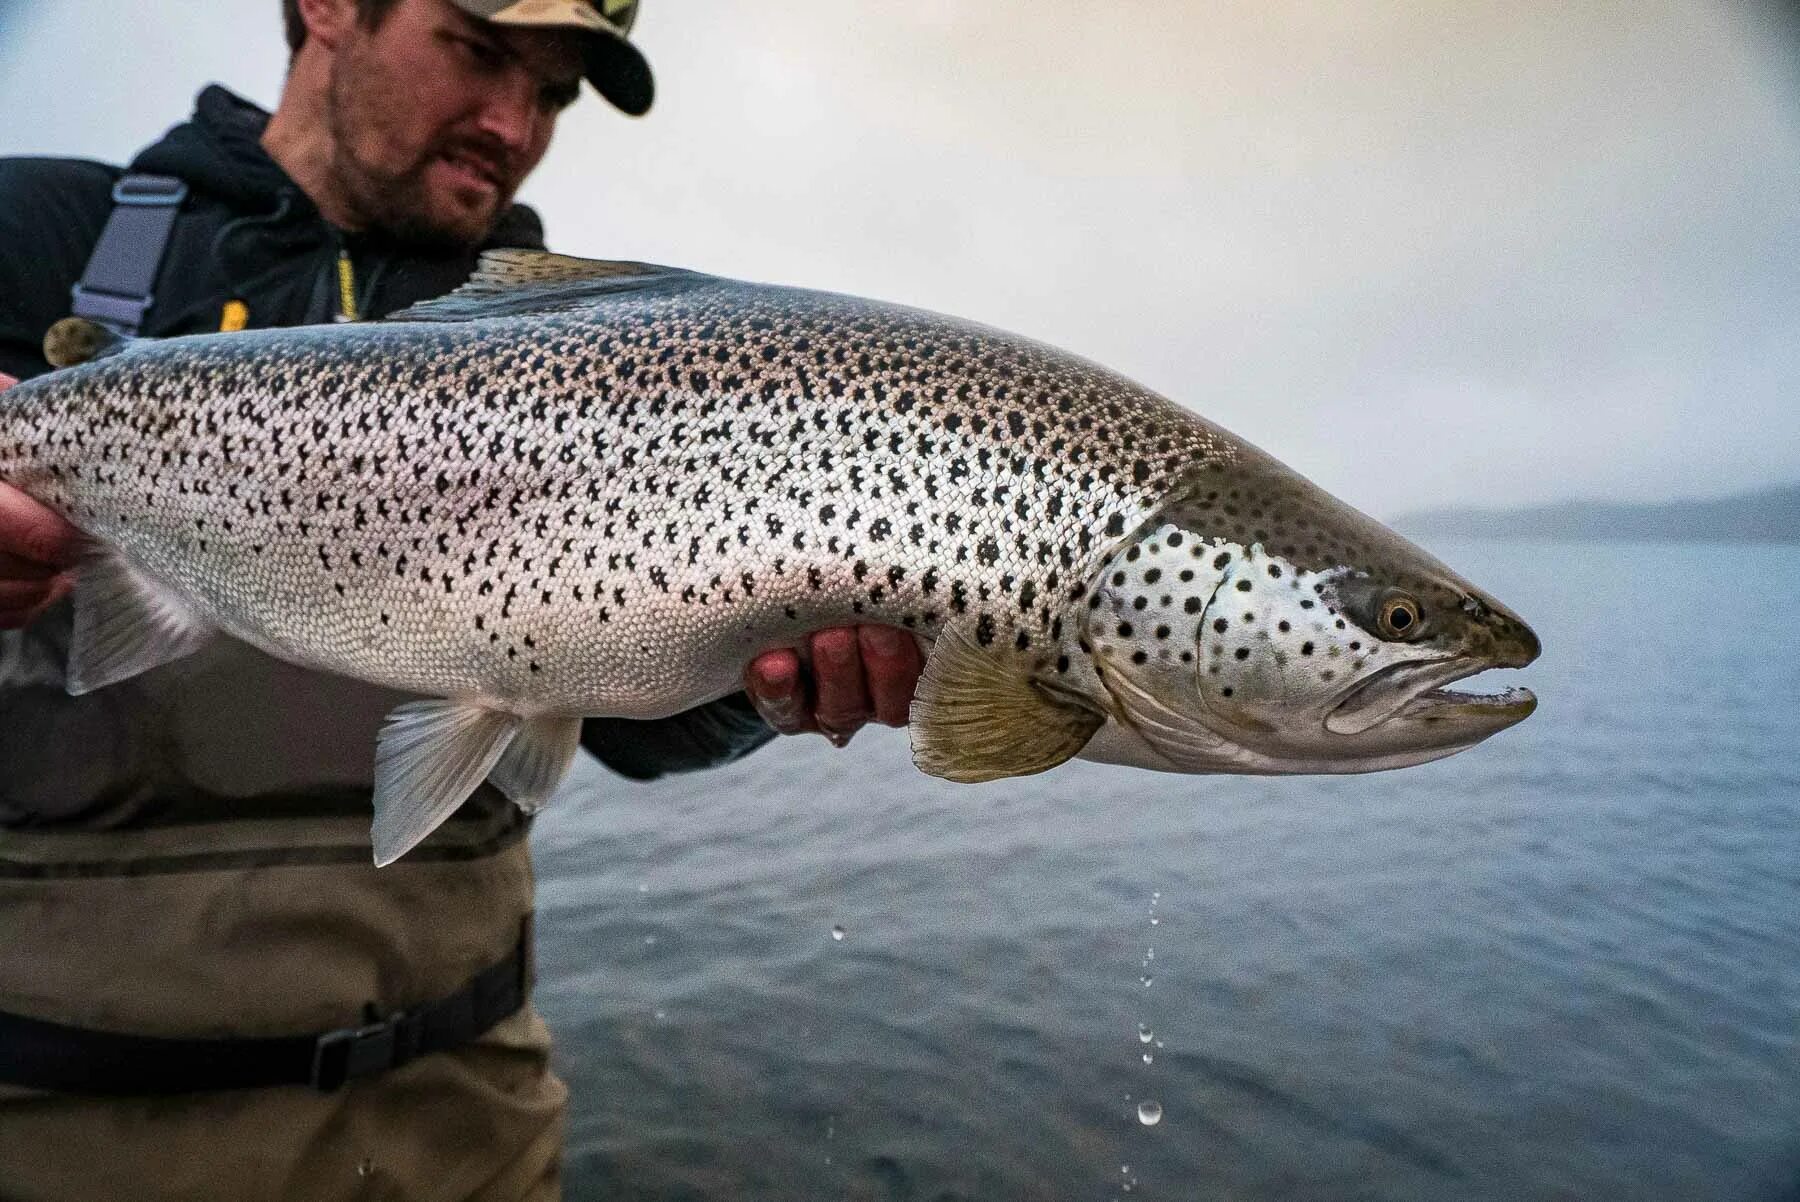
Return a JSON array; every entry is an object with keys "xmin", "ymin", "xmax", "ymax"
[{"xmin": 1323, "ymin": 654, "xmax": 1536, "ymax": 736}]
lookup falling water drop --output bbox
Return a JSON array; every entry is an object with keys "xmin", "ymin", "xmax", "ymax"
[
  {"xmin": 830, "ymin": 924, "xmax": 846, "ymax": 942},
  {"xmin": 1137, "ymin": 1100, "xmax": 1164, "ymax": 1126},
  {"xmin": 1150, "ymin": 917, "xmax": 1160, "ymax": 926},
  {"xmin": 1137, "ymin": 1024, "xmax": 1153, "ymax": 1043},
  {"xmin": 1139, "ymin": 974, "xmax": 1153, "ymax": 987},
  {"xmin": 1142, "ymin": 1051, "xmax": 1154, "ymax": 1065}
]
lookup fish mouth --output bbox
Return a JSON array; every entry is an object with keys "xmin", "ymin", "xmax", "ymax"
[{"xmin": 1324, "ymin": 656, "xmax": 1536, "ymax": 738}]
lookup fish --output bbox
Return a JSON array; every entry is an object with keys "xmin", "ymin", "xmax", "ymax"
[{"xmin": 0, "ymin": 250, "xmax": 1540, "ymax": 864}]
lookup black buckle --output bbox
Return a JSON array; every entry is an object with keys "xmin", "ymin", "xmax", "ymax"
[{"xmin": 309, "ymin": 1020, "xmax": 398, "ymax": 1092}]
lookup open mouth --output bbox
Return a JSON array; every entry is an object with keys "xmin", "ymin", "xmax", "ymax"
[
  {"xmin": 438, "ymin": 152, "xmax": 506, "ymax": 194},
  {"xmin": 1325, "ymin": 656, "xmax": 1536, "ymax": 736}
]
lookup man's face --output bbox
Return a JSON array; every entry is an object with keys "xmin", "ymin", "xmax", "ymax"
[{"xmin": 325, "ymin": 0, "xmax": 584, "ymax": 247}]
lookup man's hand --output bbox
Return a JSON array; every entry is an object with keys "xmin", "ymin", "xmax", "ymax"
[
  {"xmin": 0, "ymin": 372, "xmax": 82, "ymax": 629},
  {"xmin": 744, "ymin": 627, "xmax": 923, "ymax": 747}
]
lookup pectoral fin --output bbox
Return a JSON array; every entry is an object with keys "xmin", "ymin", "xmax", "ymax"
[
  {"xmin": 372, "ymin": 700, "xmax": 521, "ymax": 866},
  {"xmin": 908, "ymin": 623, "xmax": 1104, "ymax": 783},
  {"xmin": 67, "ymin": 552, "xmax": 215, "ymax": 695},
  {"xmin": 488, "ymin": 714, "xmax": 584, "ymax": 814}
]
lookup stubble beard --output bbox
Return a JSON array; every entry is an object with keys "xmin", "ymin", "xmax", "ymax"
[{"xmin": 324, "ymin": 60, "xmax": 505, "ymax": 253}]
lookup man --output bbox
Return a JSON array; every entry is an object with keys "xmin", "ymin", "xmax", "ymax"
[{"xmin": 0, "ymin": 2, "xmax": 919, "ymax": 1197}]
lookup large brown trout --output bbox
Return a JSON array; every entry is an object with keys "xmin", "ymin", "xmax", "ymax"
[{"xmin": 0, "ymin": 251, "xmax": 1539, "ymax": 863}]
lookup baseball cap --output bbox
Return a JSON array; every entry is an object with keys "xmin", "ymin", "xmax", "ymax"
[{"xmin": 450, "ymin": 0, "xmax": 653, "ymax": 116}]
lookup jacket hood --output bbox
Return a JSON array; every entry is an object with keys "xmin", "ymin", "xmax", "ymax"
[{"xmin": 127, "ymin": 85, "xmax": 542, "ymax": 249}]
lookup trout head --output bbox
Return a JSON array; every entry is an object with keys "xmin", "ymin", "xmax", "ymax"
[{"xmin": 1069, "ymin": 450, "xmax": 1539, "ymax": 775}]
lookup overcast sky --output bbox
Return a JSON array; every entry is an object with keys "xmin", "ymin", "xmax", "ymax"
[{"xmin": 2, "ymin": 1, "xmax": 1796, "ymax": 516}]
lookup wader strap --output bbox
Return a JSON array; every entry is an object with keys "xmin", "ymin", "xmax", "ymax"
[
  {"xmin": 69, "ymin": 173, "xmax": 189, "ymax": 336},
  {"xmin": 0, "ymin": 925, "xmax": 528, "ymax": 1095}
]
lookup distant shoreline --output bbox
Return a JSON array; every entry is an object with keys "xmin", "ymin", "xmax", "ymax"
[{"xmin": 1391, "ymin": 482, "xmax": 1800, "ymax": 544}]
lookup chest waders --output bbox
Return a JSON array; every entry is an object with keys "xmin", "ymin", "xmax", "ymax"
[{"xmin": 0, "ymin": 177, "xmax": 564, "ymax": 1201}]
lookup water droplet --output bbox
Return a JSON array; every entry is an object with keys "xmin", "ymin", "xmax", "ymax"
[
  {"xmin": 1149, "ymin": 917, "xmax": 1160, "ymax": 926},
  {"xmin": 1142, "ymin": 1051, "xmax": 1154, "ymax": 1064},
  {"xmin": 1145, "ymin": 947, "xmax": 1155, "ymax": 961},
  {"xmin": 653, "ymin": 1009, "xmax": 666, "ymax": 1021},
  {"xmin": 1121, "ymin": 1165, "xmax": 1131, "ymax": 1174},
  {"xmin": 642, "ymin": 935, "xmax": 657, "ymax": 946},
  {"xmin": 1155, "ymin": 1040, "xmax": 1164, "ymax": 1049},
  {"xmin": 1137, "ymin": 1100, "xmax": 1164, "ymax": 1126},
  {"xmin": 1138, "ymin": 1024, "xmax": 1153, "ymax": 1043},
  {"xmin": 357, "ymin": 1159, "xmax": 373, "ymax": 1179},
  {"xmin": 1140, "ymin": 974, "xmax": 1153, "ymax": 987},
  {"xmin": 1152, "ymin": 891, "xmax": 1161, "ymax": 901},
  {"xmin": 830, "ymin": 925, "xmax": 846, "ymax": 941},
  {"xmin": 637, "ymin": 883, "xmax": 649, "ymax": 893}
]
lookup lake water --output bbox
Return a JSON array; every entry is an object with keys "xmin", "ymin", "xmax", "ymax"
[{"xmin": 529, "ymin": 540, "xmax": 1800, "ymax": 1200}]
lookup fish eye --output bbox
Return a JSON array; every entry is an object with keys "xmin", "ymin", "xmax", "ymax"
[{"xmin": 1377, "ymin": 591, "xmax": 1424, "ymax": 639}]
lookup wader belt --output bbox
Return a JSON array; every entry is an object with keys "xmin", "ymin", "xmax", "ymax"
[
  {"xmin": 0, "ymin": 928, "xmax": 527, "ymax": 1095},
  {"xmin": 69, "ymin": 173, "xmax": 188, "ymax": 335}
]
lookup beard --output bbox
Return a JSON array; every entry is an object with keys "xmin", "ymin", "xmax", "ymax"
[{"xmin": 324, "ymin": 59, "xmax": 519, "ymax": 251}]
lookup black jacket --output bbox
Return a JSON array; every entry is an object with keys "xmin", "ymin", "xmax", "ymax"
[{"xmin": 0, "ymin": 85, "xmax": 772, "ymax": 783}]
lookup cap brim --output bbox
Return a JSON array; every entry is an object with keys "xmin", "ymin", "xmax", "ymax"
[
  {"xmin": 479, "ymin": 2, "xmax": 654, "ymax": 116},
  {"xmin": 581, "ymin": 28, "xmax": 653, "ymax": 117}
]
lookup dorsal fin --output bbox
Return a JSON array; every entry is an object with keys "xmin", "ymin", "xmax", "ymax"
[{"xmin": 385, "ymin": 249, "xmax": 703, "ymax": 323}]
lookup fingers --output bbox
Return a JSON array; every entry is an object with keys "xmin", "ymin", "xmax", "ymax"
[
  {"xmin": 744, "ymin": 625, "xmax": 925, "ymax": 748},
  {"xmin": 859, "ymin": 626, "xmax": 921, "ymax": 728},
  {"xmin": 744, "ymin": 646, "xmax": 815, "ymax": 736},
  {"xmin": 0, "ymin": 570, "xmax": 72, "ymax": 630},
  {"xmin": 808, "ymin": 627, "xmax": 868, "ymax": 746},
  {"xmin": 0, "ymin": 483, "xmax": 82, "ymax": 572}
]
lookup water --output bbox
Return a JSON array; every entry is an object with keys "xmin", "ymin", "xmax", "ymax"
[{"xmin": 530, "ymin": 541, "xmax": 1800, "ymax": 1200}]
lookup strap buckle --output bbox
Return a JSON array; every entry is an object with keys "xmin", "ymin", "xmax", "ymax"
[
  {"xmin": 110, "ymin": 175, "xmax": 188, "ymax": 207},
  {"xmin": 68, "ymin": 284, "xmax": 153, "ymax": 334},
  {"xmin": 310, "ymin": 1018, "xmax": 402, "ymax": 1092}
]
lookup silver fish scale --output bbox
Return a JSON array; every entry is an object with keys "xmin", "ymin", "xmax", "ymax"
[{"xmin": 2, "ymin": 277, "xmax": 1241, "ymax": 718}]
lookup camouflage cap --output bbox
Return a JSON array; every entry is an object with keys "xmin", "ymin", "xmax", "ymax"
[{"xmin": 449, "ymin": 0, "xmax": 652, "ymax": 116}]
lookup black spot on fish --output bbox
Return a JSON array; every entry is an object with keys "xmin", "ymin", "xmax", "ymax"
[
  {"xmin": 1213, "ymin": 618, "xmax": 1229, "ymax": 633},
  {"xmin": 1144, "ymin": 568, "xmax": 1161, "ymax": 584},
  {"xmin": 1236, "ymin": 580, "xmax": 1252, "ymax": 592},
  {"xmin": 1267, "ymin": 564, "xmax": 1282, "ymax": 578},
  {"xmin": 1214, "ymin": 552, "xmax": 1232, "ymax": 569},
  {"xmin": 1301, "ymin": 642, "xmax": 1314, "ymax": 655},
  {"xmin": 1117, "ymin": 622, "xmax": 1134, "ymax": 637},
  {"xmin": 1235, "ymin": 647, "xmax": 1250, "ymax": 660},
  {"xmin": 1186, "ymin": 597, "xmax": 1203, "ymax": 615}
]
